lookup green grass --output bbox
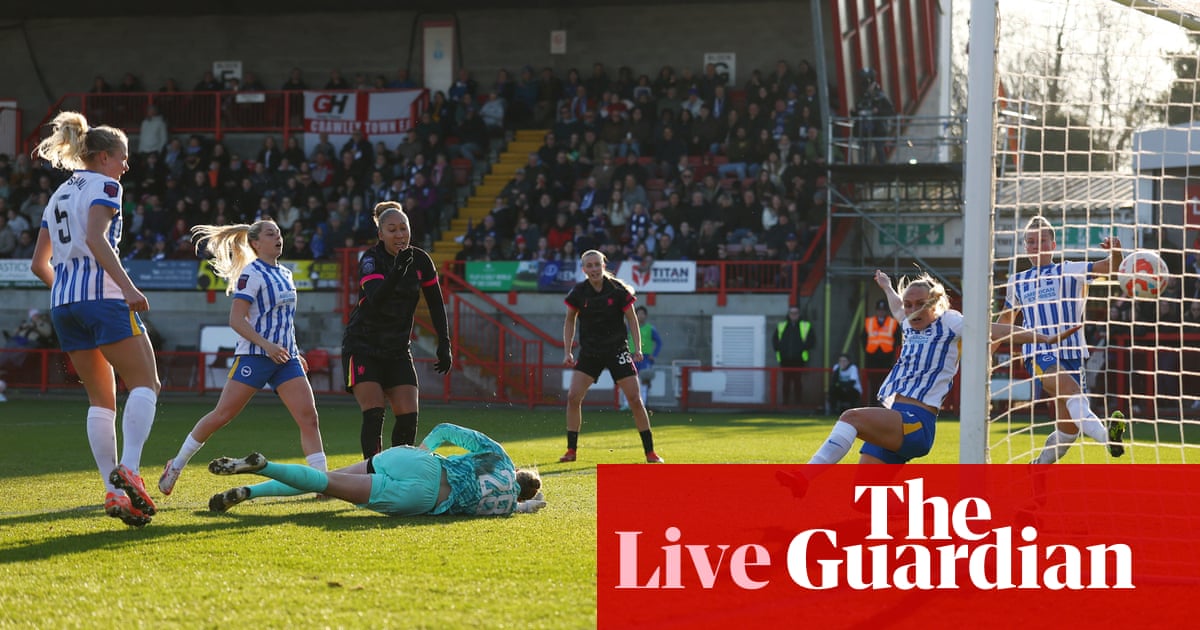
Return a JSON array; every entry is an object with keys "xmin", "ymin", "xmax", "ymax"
[{"xmin": 0, "ymin": 395, "xmax": 1192, "ymax": 628}]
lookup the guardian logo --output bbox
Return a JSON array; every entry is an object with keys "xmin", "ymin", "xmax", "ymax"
[{"xmin": 613, "ymin": 478, "xmax": 1133, "ymax": 591}]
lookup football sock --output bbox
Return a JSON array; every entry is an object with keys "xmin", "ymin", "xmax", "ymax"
[
  {"xmin": 172, "ymin": 434, "xmax": 205, "ymax": 471},
  {"xmin": 305, "ymin": 451, "xmax": 328, "ymax": 472},
  {"xmin": 119, "ymin": 387, "xmax": 157, "ymax": 471},
  {"xmin": 86, "ymin": 406, "xmax": 119, "ymax": 492},
  {"xmin": 391, "ymin": 412, "xmax": 419, "ymax": 447},
  {"xmin": 566, "ymin": 430, "xmax": 579, "ymax": 451},
  {"xmin": 1067, "ymin": 395, "xmax": 1109, "ymax": 443},
  {"xmin": 360, "ymin": 407, "xmax": 385, "ymax": 458},
  {"xmin": 258, "ymin": 461, "xmax": 330, "ymax": 494},
  {"xmin": 1034, "ymin": 430, "xmax": 1078, "ymax": 464},
  {"xmin": 639, "ymin": 429, "xmax": 655, "ymax": 453},
  {"xmin": 809, "ymin": 421, "xmax": 858, "ymax": 464},
  {"xmin": 246, "ymin": 480, "xmax": 306, "ymax": 499}
]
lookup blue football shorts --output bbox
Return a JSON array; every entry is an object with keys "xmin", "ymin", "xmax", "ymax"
[
  {"xmin": 860, "ymin": 402, "xmax": 937, "ymax": 464},
  {"xmin": 228, "ymin": 355, "xmax": 306, "ymax": 390},
  {"xmin": 51, "ymin": 299, "xmax": 145, "ymax": 352}
]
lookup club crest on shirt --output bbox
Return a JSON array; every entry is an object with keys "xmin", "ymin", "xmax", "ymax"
[
  {"xmin": 237, "ymin": 274, "xmax": 249, "ymax": 290},
  {"xmin": 103, "ymin": 182, "xmax": 119, "ymax": 198},
  {"xmin": 361, "ymin": 256, "xmax": 375, "ymax": 274}
]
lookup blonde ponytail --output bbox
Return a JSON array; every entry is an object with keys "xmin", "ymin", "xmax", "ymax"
[
  {"xmin": 192, "ymin": 220, "xmax": 274, "ymax": 295},
  {"xmin": 34, "ymin": 111, "xmax": 127, "ymax": 171}
]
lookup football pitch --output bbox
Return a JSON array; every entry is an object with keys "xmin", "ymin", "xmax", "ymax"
[{"xmin": 0, "ymin": 394, "xmax": 1154, "ymax": 627}]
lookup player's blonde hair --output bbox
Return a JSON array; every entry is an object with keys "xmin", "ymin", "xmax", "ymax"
[
  {"xmin": 192, "ymin": 220, "xmax": 276, "ymax": 295},
  {"xmin": 897, "ymin": 271, "xmax": 950, "ymax": 321},
  {"xmin": 33, "ymin": 111, "xmax": 128, "ymax": 171},
  {"xmin": 580, "ymin": 249, "xmax": 636, "ymax": 296}
]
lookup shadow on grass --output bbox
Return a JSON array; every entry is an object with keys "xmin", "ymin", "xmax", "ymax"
[{"xmin": 0, "ymin": 498, "xmax": 471, "ymax": 565}]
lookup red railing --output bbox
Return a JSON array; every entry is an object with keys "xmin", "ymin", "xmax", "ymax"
[
  {"xmin": 23, "ymin": 89, "xmax": 428, "ymax": 153},
  {"xmin": 16, "ymin": 340, "xmax": 1198, "ymax": 416}
]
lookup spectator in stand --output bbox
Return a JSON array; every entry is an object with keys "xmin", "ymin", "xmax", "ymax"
[
  {"xmin": 690, "ymin": 105, "xmax": 721, "ymax": 156},
  {"xmin": 88, "ymin": 74, "xmax": 112, "ymax": 95},
  {"xmin": 827, "ymin": 353, "xmax": 863, "ymax": 415},
  {"xmin": 655, "ymin": 127, "xmax": 687, "ymax": 179},
  {"xmin": 503, "ymin": 213, "xmax": 534, "ymax": 248},
  {"xmin": 448, "ymin": 67, "xmax": 477, "ymax": 104},
  {"xmin": 678, "ymin": 88, "xmax": 702, "ymax": 118},
  {"xmin": 406, "ymin": 172, "xmax": 437, "ymax": 244},
  {"xmin": 137, "ymin": 105, "xmax": 168, "ymax": 158},
  {"xmin": 529, "ymin": 235, "xmax": 554, "ymax": 262},
  {"xmin": 534, "ymin": 67, "xmax": 563, "ymax": 127},
  {"xmin": 853, "ymin": 69, "xmax": 895, "ymax": 165},
  {"xmin": 324, "ymin": 70, "xmax": 351, "ymax": 90},
  {"xmin": 281, "ymin": 68, "xmax": 308, "ymax": 91},
  {"xmin": 386, "ymin": 68, "xmax": 418, "ymax": 89},
  {"xmin": 510, "ymin": 235, "xmax": 533, "ymax": 260},
  {"xmin": 547, "ymin": 212, "xmax": 574, "ymax": 253},
  {"xmin": 282, "ymin": 136, "xmax": 306, "ymax": 169},
  {"xmin": 655, "ymin": 232, "xmax": 683, "ymax": 260},
  {"xmin": 490, "ymin": 68, "xmax": 514, "ymax": 103},
  {"xmin": 477, "ymin": 233, "xmax": 504, "ymax": 261},
  {"xmin": 284, "ymin": 231, "xmax": 313, "ymax": 259},
  {"xmin": 308, "ymin": 132, "xmax": 337, "ymax": 165},
  {"xmin": 623, "ymin": 199, "xmax": 649, "ymax": 244},
  {"xmin": 342, "ymin": 130, "xmax": 374, "ymax": 174},
  {"xmin": 455, "ymin": 233, "xmax": 481, "ymax": 262},
  {"xmin": 480, "ymin": 91, "xmax": 507, "ymax": 138},
  {"xmin": 194, "ymin": 70, "xmax": 222, "ymax": 92},
  {"xmin": 0, "ymin": 214, "xmax": 15, "ymax": 258},
  {"xmin": 511, "ymin": 66, "xmax": 539, "ymax": 128}
]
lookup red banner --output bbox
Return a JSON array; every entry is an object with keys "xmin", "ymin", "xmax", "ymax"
[{"xmin": 598, "ymin": 465, "xmax": 1200, "ymax": 629}]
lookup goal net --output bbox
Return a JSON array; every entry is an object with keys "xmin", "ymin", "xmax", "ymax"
[{"xmin": 973, "ymin": 0, "xmax": 1200, "ymax": 463}]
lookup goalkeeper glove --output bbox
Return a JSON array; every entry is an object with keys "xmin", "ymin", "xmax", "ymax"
[
  {"xmin": 393, "ymin": 247, "xmax": 414, "ymax": 277},
  {"xmin": 434, "ymin": 341, "xmax": 452, "ymax": 374},
  {"xmin": 516, "ymin": 494, "xmax": 547, "ymax": 514}
]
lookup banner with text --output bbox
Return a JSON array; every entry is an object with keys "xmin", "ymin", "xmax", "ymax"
[
  {"xmin": 303, "ymin": 89, "xmax": 425, "ymax": 157},
  {"xmin": 0, "ymin": 259, "xmax": 41, "ymax": 288},
  {"xmin": 598, "ymin": 464, "xmax": 1200, "ymax": 628},
  {"xmin": 464, "ymin": 261, "xmax": 541, "ymax": 292},
  {"xmin": 464, "ymin": 260, "xmax": 697, "ymax": 294},
  {"xmin": 613, "ymin": 260, "xmax": 696, "ymax": 293},
  {"xmin": 197, "ymin": 260, "xmax": 342, "ymax": 292}
]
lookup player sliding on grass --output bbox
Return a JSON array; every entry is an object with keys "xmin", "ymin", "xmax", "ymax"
[
  {"xmin": 997, "ymin": 215, "xmax": 1126, "ymax": 464},
  {"xmin": 780, "ymin": 270, "xmax": 1082, "ymax": 493},
  {"xmin": 208, "ymin": 423, "xmax": 545, "ymax": 516}
]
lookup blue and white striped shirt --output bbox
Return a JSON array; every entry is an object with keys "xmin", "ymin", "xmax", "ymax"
[
  {"xmin": 232, "ymin": 259, "xmax": 298, "ymax": 357},
  {"xmin": 1004, "ymin": 261, "xmax": 1092, "ymax": 360},
  {"xmin": 41, "ymin": 170, "xmax": 125, "ymax": 307},
  {"xmin": 877, "ymin": 309, "xmax": 963, "ymax": 410}
]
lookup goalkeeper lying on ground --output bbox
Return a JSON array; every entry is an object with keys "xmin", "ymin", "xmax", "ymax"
[{"xmin": 208, "ymin": 423, "xmax": 545, "ymax": 516}]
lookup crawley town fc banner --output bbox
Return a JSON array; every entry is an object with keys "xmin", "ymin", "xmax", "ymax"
[{"xmin": 303, "ymin": 90, "xmax": 426, "ymax": 157}]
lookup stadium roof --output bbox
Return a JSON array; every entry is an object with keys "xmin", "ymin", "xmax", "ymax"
[
  {"xmin": 995, "ymin": 173, "xmax": 1135, "ymax": 212},
  {"xmin": 12, "ymin": 0, "xmax": 703, "ymax": 19},
  {"xmin": 1109, "ymin": 0, "xmax": 1200, "ymax": 31}
]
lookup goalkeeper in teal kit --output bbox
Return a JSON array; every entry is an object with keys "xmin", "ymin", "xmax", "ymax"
[{"xmin": 208, "ymin": 423, "xmax": 545, "ymax": 516}]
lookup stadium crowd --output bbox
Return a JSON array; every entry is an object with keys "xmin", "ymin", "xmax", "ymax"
[{"xmin": 0, "ymin": 59, "xmax": 836, "ymax": 269}]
